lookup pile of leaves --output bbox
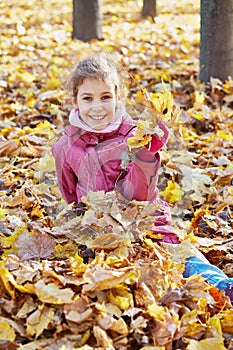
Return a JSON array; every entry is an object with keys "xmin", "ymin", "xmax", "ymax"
[
  {"xmin": 0, "ymin": 190, "xmax": 233, "ymax": 350},
  {"xmin": 0, "ymin": 0, "xmax": 233, "ymax": 349}
]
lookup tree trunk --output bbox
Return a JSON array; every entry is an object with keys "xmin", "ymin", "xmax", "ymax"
[
  {"xmin": 142, "ymin": 0, "xmax": 156, "ymax": 19},
  {"xmin": 199, "ymin": 0, "xmax": 233, "ymax": 82},
  {"xmin": 72, "ymin": 0, "xmax": 103, "ymax": 42}
]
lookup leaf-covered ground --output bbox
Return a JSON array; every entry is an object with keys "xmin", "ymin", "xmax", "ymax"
[{"xmin": 0, "ymin": 0, "xmax": 233, "ymax": 349}]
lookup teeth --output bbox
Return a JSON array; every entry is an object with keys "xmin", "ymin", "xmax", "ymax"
[{"xmin": 90, "ymin": 115, "xmax": 105, "ymax": 120}]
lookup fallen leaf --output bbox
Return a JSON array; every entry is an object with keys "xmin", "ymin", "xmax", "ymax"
[
  {"xmin": 0, "ymin": 140, "xmax": 19, "ymax": 156},
  {"xmin": 34, "ymin": 280, "xmax": 74, "ymax": 304},
  {"xmin": 14, "ymin": 230, "xmax": 56, "ymax": 260},
  {"xmin": 0, "ymin": 319, "xmax": 15, "ymax": 341},
  {"xmin": 26, "ymin": 306, "xmax": 54, "ymax": 337},
  {"xmin": 187, "ymin": 337, "xmax": 227, "ymax": 350}
]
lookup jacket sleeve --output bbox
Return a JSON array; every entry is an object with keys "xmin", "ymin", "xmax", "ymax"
[
  {"xmin": 52, "ymin": 140, "xmax": 78, "ymax": 204},
  {"xmin": 116, "ymin": 122, "xmax": 169, "ymax": 201},
  {"xmin": 146, "ymin": 121, "xmax": 169, "ymax": 153},
  {"xmin": 117, "ymin": 154, "xmax": 160, "ymax": 201}
]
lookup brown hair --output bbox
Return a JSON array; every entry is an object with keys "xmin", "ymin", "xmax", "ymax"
[{"xmin": 67, "ymin": 54, "xmax": 121, "ymax": 99}]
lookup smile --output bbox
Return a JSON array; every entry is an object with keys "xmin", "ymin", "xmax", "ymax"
[{"xmin": 89, "ymin": 115, "xmax": 106, "ymax": 120}]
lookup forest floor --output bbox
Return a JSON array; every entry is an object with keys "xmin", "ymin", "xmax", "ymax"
[{"xmin": 0, "ymin": 0, "xmax": 233, "ymax": 349}]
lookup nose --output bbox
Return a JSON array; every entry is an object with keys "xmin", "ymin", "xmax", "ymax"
[{"xmin": 91, "ymin": 100, "xmax": 103, "ymax": 111}]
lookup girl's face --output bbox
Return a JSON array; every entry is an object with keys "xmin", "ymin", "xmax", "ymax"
[{"xmin": 73, "ymin": 78, "xmax": 118, "ymax": 130}]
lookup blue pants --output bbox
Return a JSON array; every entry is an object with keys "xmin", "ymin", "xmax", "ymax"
[{"xmin": 184, "ymin": 248, "xmax": 233, "ymax": 290}]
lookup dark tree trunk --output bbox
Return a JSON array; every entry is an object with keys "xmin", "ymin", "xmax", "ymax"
[
  {"xmin": 142, "ymin": 0, "xmax": 156, "ymax": 19},
  {"xmin": 199, "ymin": 0, "xmax": 233, "ymax": 82},
  {"xmin": 72, "ymin": 0, "xmax": 103, "ymax": 42}
]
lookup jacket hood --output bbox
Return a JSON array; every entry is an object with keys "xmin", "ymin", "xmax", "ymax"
[{"xmin": 69, "ymin": 101, "xmax": 128, "ymax": 134}]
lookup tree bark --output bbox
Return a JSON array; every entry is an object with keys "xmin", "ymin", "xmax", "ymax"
[
  {"xmin": 72, "ymin": 0, "xmax": 103, "ymax": 42},
  {"xmin": 199, "ymin": 0, "xmax": 233, "ymax": 82},
  {"xmin": 142, "ymin": 0, "xmax": 156, "ymax": 19}
]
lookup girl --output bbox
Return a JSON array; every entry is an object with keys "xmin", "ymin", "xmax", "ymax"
[{"xmin": 52, "ymin": 54, "xmax": 233, "ymax": 303}]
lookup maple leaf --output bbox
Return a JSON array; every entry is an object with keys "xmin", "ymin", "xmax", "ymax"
[
  {"xmin": 107, "ymin": 284, "xmax": 134, "ymax": 310},
  {"xmin": 82, "ymin": 264, "xmax": 135, "ymax": 292},
  {"xmin": 187, "ymin": 337, "xmax": 227, "ymax": 350},
  {"xmin": 65, "ymin": 307, "xmax": 93, "ymax": 324},
  {"xmin": 14, "ymin": 230, "xmax": 56, "ymax": 260},
  {"xmin": 0, "ymin": 140, "xmax": 20, "ymax": 156},
  {"xmin": 93, "ymin": 325, "xmax": 114, "ymax": 349},
  {"xmin": 16, "ymin": 296, "xmax": 37, "ymax": 319},
  {"xmin": 26, "ymin": 306, "xmax": 55, "ymax": 338},
  {"xmin": 127, "ymin": 83, "xmax": 174, "ymax": 150},
  {"xmin": 160, "ymin": 179, "xmax": 184, "ymax": 204},
  {"xmin": 90, "ymin": 233, "xmax": 130, "ymax": 250},
  {"xmin": 127, "ymin": 128, "xmax": 152, "ymax": 150},
  {"xmin": 0, "ymin": 319, "xmax": 15, "ymax": 341},
  {"xmin": 218, "ymin": 310, "xmax": 233, "ymax": 334},
  {"xmin": 0, "ymin": 316, "xmax": 26, "ymax": 341},
  {"xmin": 34, "ymin": 280, "xmax": 74, "ymax": 304}
]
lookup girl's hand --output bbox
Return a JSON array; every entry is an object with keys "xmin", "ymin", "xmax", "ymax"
[{"xmin": 136, "ymin": 147, "xmax": 155, "ymax": 162}]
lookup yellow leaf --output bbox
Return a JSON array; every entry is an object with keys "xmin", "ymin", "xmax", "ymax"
[
  {"xmin": 39, "ymin": 152, "xmax": 55, "ymax": 172},
  {"xmin": 110, "ymin": 317, "xmax": 128, "ymax": 336},
  {"xmin": 54, "ymin": 241, "xmax": 78, "ymax": 259},
  {"xmin": 0, "ymin": 207, "xmax": 6, "ymax": 219},
  {"xmin": 27, "ymin": 98, "xmax": 37, "ymax": 108},
  {"xmin": 1, "ymin": 234, "xmax": 18, "ymax": 248},
  {"xmin": 209, "ymin": 316, "xmax": 222, "ymax": 336},
  {"xmin": 82, "ymin": 265, "xmax": 133, "ymax": 292},
  {"xmin": 187, "ymin": 337, "xmax": 227, "ymax": 350},
  {"xmin": 127, "ymin": 131, "xmax": 152, "ymax": 150},
  {"xmin": 216, "ymin": 130, "xmax": 233, "ymax": 141},
  {"xmin": 19, "ymin": 71, "xmax": 36, "ymax": 84},
  {"xmin": 107, "ymin": 285, "xmax": 134, "ymax": 310},
  {"xmin": 150, "ymin": 81, "xmax": 174, "ymax": 118},
  {"xmin": 0, "ymin": 266, "xmax": 15, "ymax": 297},
  {"xmin": 192, "ymin": 112, "xmax": 205, "ymax": 122},
  {"xmin": 17, "ymin": 24, "xmax": 26, "ymax": 35},
  {"xmin": 0, "ymin": 319, "xmax": 15, "ymax": 341},
  {"xmin": 45, "ymin": 76, "xmax": 61, "ymax": 90},
  {"xmin": 26, "ymin": 305, "xmax": 54, "ymax": 337},
  {"xmin": 147, "ymin": 303, "xmax": 166, "ymax": 321},
  {"xmin": 137, "ymin": 119, "xmax": 151, "ymax": 130},
  {"xmin": 161, "ymin": 180, "xmax": 184, "ymax": 204},
  {"xmin": 93, "ymin": 325, "xmax": 114, "ymax": 348},
  {"xmin": 194, "ymin": 91, "xmax": 205, "ymax": 108},
  {"xmin": 180, "ymin": 126, "xmax": 198, "ymax": 141},
  {"xmin": 34, "ymin": 280, "xmax": 74, "ymax": 304},
  {"xmin": 70, "ymin": 253, "xmax": 87, "ymax": 276},
  {"xmin": 0, "ymin": 265, "xmax": 35, "ymax": 296},
  {"xmin": 218, "ymin": 310, "xmax": 233, "ymax": 334}
]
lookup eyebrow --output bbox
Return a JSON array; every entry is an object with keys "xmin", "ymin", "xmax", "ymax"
[
  {"xmin": 80, "ymin": 92, "xmax": 92, "ymax": 96},
  {"xmin": 80, "ymin": 91, "xmax": 113, "ymax": 96}
]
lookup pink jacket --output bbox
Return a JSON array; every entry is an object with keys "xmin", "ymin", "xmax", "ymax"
[
  {"xmin": 52, "ymin": 112, "xmax": 168, "ymax": 205},
  {"xmin": 52, "ymin": 109, "xmax": 180, "ymax": 244}
]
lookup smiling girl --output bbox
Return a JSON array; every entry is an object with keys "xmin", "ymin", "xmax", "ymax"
[{"xmin": 52, "ymin": 54, "xmax": 233, "ymax": 303}]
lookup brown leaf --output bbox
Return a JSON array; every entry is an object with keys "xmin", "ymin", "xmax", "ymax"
[
  {"xmin": 0, "ymin": 140, "xmax": 19, "ymax": 156},
  {"xmin": 34, "ymin": 280, "xmax": 74, "ymax": 304},
  {"xmin": 6, "ymin": 188, "xmax": 35, "ymax": 210},
  {"xmin": 82, "ymin": 265, "xmax": 134, "ymax": 292},
  {"xmin": 93, "ymin": 325, "xmax": 114, "ymax": 349},
  {"xmin": 14, "ymin": 230, "xmax": 56, "ymax": 260},
  {"xmin": 90, "ymin": 233, "xmax": 130, "ymax": 250}
]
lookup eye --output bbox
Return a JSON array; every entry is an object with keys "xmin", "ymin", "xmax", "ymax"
[
  {"xmin": 102, "ymin": 95, "xmax": 112, "ymax": 100},
  {"xmin": 83, "ymin": 96, "xmax": 92, "ymax": 101}
]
